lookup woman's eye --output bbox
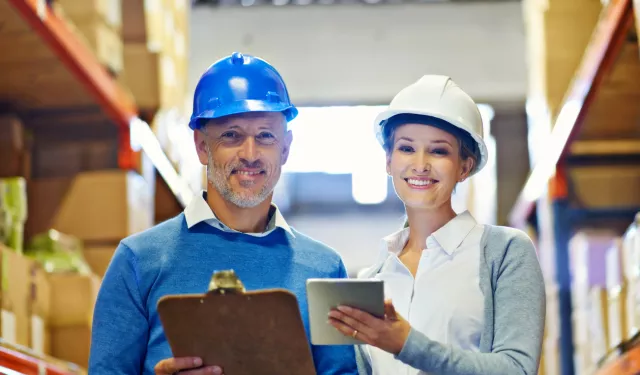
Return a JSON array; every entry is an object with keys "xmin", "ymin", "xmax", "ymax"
[
  {"xmin": 432, "ymin": 148, "xmax": 449, "ymax": 155},
  {"xmin": 398, "ymin": 145, "xmax": 414, "ymax": 153}
]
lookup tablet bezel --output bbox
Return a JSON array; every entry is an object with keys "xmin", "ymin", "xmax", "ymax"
[{"xmin": 306, "ymin": 278, "xmax": 385, "ymax": 346}]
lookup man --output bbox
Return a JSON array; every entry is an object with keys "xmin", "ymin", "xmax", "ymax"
[{"xmin": 88, "ymin": 52, "xmax": 358, "ymax": 375}]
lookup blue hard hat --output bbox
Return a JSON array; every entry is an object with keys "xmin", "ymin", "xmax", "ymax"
[{"xmin": 188, "ymin": 52, "xmax": 298, "ymax": 130}]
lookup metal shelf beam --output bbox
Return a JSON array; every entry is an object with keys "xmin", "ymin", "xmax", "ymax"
[{"xmin": 508, "ymin": 0, "xmax": 635, "ymax": 228}]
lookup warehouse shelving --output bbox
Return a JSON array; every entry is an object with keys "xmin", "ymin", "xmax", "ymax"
[
  {"xmin": 1, "ymin": 0, "xmax": 194, "ymax": 207},
  {"xmin": 594, "ymin": 332, "xmax": 640, "ymax": 375},
  {"xmin": 509, "ymin": 0, "xmax": 640, "ymax": 374},
  {"xmin": 0, "ymin": 341, "xmax": 82, "ymax": 375},
  {"xmin": 1, "ymin": 0, "xmax": 195, "ymax": 369}
]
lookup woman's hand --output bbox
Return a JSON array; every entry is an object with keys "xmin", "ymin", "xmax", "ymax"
[{"xmin": 328, "ymin": 300, "xmax": 411, "ymax": 355}]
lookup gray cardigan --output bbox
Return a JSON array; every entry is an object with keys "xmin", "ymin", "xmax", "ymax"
[{"xmin": 355, "ymin": 225, "xmax": 546, "ymax": 375}]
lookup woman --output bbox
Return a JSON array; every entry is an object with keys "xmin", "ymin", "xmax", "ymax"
[{"xmin": 328, "ymin": 75, "xmax": 545, "ymax": 375}]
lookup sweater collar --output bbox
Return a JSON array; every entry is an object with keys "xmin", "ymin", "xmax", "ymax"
[{"xmin": 184, "ymin": 191, "xmax": 294, "ymax": 237}]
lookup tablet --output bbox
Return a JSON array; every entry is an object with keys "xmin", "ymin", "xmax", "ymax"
[{"xmin": 306, "ymin": 278, "xmax": 385, "ymax": 345}]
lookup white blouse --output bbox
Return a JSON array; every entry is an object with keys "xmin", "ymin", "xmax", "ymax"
[{"xmin": 367, "ymin": 211, "xmax": 486, "ymax": 375}]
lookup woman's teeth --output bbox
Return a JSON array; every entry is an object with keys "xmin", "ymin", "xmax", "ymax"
[{"xmin": 407, "ymin": 179, "xmax": 435, "ymax": 186}]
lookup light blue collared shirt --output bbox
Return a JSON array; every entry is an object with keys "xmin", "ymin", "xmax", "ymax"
[{"xmin": 183, "ymin": 191, "xmax": 295, "ymax": 237}]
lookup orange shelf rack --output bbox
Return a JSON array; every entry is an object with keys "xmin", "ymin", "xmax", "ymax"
[
  {"xmin": 0, "ymin": 342, "xmax": 81, "ymax": 375},
  {"xmin": 508, "ymin": 0, "xmax": 635, "ymax": 228},
  {"xmin": 7, "ymin": 0, "xmax": 138, "ymax": 171},
  {"xmin": 595, "ymin": 337, "xmax": 640, "ymax": 375},
  {"xmin": 508, "ymin": 0, "xmax": 639, "ymax": 374},
  {"xmin": 5, "ymin": 0, "xmax": 195, "ymax": 208}
]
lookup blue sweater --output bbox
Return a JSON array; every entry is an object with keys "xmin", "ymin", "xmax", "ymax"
[{"xmin": 89, "ymin": 213, "xmax": 358, "ymax": 375}]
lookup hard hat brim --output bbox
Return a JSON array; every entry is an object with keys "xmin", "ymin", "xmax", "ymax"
[
  {"xmin": 189, "ymin": 100, "xmax": 298, "ymax": 130},
  {"xmin": 374, "ymin": 109, "xmax": 488, "ymax": 175}
]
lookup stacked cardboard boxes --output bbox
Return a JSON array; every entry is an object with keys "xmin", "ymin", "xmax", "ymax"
[
  {"xmin": 539, "ymin": 283, "xmax": 561, "ymax": 375},
  {"xmin": 21, "ymin": 170, "xmax": 155, "ymax": 366},
  {"xmin": 119, "ymin": 0, "xmax": 190, "ymax": 113},
  {"xmin": 26, "ymin": 170, "xmax": 155, "ymax": 275},
  {"xmin": 522, "ymin": 0, "xmax": 603, "ymax": 124},
  {"xmin": 566, "ymin": 217, "xmax": 640, "ymax": 374},
  {"xmin": 569, "ymin": 231, "xmax": 614, "ymax": 374},
  {"xmin": 0, "ymin": 245, "xmax": 54, "ymax": 356},
  {"xmin": 623, "ymin": 214, "xmax": 640, "ymax": 341},
  {"xmin": 54, "ymin": 0, "xmax": 124, "ymax": 74},
  {"xmin": 48, "ymin": 272, "xmax": 101, "ymax": 368}
]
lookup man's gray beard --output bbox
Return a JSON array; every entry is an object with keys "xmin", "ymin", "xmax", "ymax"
[{"xmin": 206, "ymin": 149, "xmax": 272, "ymax": 208}]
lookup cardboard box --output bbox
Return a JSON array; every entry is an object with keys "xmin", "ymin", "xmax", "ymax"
[
  {"xmin": 0, "ymin": 114, "xmax": 24, "ymax": 151},
  {"xmin": 0, "ymin": 245, "xmax": 32, "ymax": 347},
  {"xmin": 569, "ymin": 166, "xmax": 640, "ymax": 209},
  {"xmin": 606, "ymin": 239, "xmax": 625, "ymax": 291},
  {"xmin": 608, "ymin": 282, "xmax": 629, "ymax": 349},
  {"xmin": 569, "ymin": 231, "xmax": 615, "ymax": 309},
  {"xmin": 30, "ymin": 262, "xmax": 51, "ymax": 355},
  {"xmin": 31, "ymin": 138, "xmax": 119, "ymax": 178},
  {"xmin": 523, "ymin": 0, "xmax": 602, "ymax": 121},
  {"xmin": 73, "ymin": 20, "xmax": 123, "ymax": 73},
  {"xmin": 83, "ymin": 244, "xmax": 118, "ymax": 277},
  {"xmin": 626, "ymin": 276, "xmax": 640, "ymax": 341},
  {"xmin": 26, "ymin": 170, "xmax": 154, "ymax": 242},
  {"xmin": 48, "ymin": 272, "xmax": 101, "ymax": 327},
  {"xmin": 606, "ymin": 241, "xmax": 629, "ymax": 348},
  {"xmin": 119, "ymin": 43, "xmax": 180, "ymax": 111},
  {"xmin": 56, "ymin": 0, "xmax": 122, "ymax": 30},
  {"xmin": 543, "ymin": 338, "xmax": 560, "ymax": 375},
  {"xmin": 587, "ymin": 287, "xmax": 609, "ymax": 363},
  {"xmin": 573, "ymin": 344, "xmax": 594, "ymax": 375},
  {"xmin": 623, "ymin": 214, "xmax": 640, "ymax": 280},
  {"xmin": 51, "ymin": 325, "xmax": 91, "ymax": 369},
  {"xmin": 122, "ymin": 0, "xmax": 165, "ymax": 51},
  {"xmin": 0, "ymin": 149, "xmax": 30, "ymax": 179},
  {"xmin": 572, "ymin": 308, "xmax": 589, "ymax": 347},
  {"xmin": 545, "ymin": 283, "xmax": 560, "ymax": 340},
  {"xmin": 119, "ymin": 44, "xmax": 161, "ymax": 110},
  {"xmin": 0, "ymin": 114, "xmax": 30, "ymax": 178}
]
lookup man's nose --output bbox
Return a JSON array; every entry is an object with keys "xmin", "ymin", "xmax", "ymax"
[{"xmin": 238, "ymin": 137, "xmax": 259, "ymax": 163}]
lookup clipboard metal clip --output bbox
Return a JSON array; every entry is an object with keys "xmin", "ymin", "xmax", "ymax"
[{"xmin": 208, "ymin": 270, "xmax": 246, "ymax": 295}]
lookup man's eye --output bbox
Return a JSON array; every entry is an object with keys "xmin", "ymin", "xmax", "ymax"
[
  {"xmin": 257, "ymin": 133, "xmax": 277, "ymax": 143},
  {"xmin": 221, "ymin": 131, "xmax": 239, "ymax": 139}
]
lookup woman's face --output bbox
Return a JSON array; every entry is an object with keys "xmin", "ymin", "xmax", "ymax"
[{"xmin": 387, "ymin": 123, "xmax": 473, "ymax": 210}]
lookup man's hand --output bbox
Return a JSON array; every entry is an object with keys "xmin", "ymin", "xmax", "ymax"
[{"xmin": 154, "ymin": 357, "xmax": 223, "ymax": 375}]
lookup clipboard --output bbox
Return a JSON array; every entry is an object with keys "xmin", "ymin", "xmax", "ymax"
[{"xmin": 157, "ymin": 270, "xmax": 317, "ymax": 375}]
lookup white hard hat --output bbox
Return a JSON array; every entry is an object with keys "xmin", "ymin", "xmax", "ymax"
[{"xmin": 374, "ymin": 75, "xmax": 488, "ymax": 175}]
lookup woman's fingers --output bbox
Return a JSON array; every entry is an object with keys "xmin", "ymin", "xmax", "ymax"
[
  {"xmin": 336, "ymin": 305, "xmax": 380, "ymax": 326},
  {"xmin": 384, "ymin": 300, "xmax": 399, "ymax": 321},
  {"xmin": 327, "ymin": 317, "xmax": 373, "ymax": 345}
]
